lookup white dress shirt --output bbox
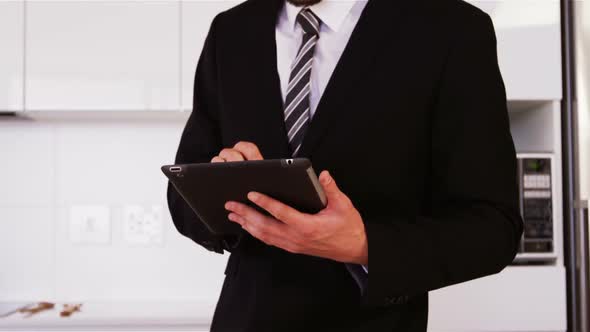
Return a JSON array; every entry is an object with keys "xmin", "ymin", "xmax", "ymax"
[
  {"xmin": 275, "ymin": 0, "xmax": 370, "ymax": 273},
  {"xmin": 276, "ymin": 0, "xmax": 369, "ymax": 117}
]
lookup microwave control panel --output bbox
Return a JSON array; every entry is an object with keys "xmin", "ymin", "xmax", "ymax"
[{"xmin": 517, "ymin": 157, "xmax": 554, "ymax": 256}]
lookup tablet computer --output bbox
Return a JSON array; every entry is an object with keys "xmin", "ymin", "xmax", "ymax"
[{"xmin": 162, "ymin": 158, "xmax": 327, "ymax": 236}]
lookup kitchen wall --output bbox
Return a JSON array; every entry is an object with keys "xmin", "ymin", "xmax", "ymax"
[{"xmin": 0, "ymin": 113, "xmax": 227, "ymax": 304}]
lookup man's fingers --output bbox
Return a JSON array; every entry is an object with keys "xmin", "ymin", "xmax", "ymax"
[
  {"xmin": 230, "ymin": 213, "xmax": 289, "ymax": 248},
  {"xmin": 212, "ymin": 142, "xmax": 263, "ymax": 164},
  {"xmin": 247, "ymin": 192, "xmax": 307, "ymax": 227},
  {"xmin": 224, "ymin": 201, "xmax": 263, "ymax": 224},
  {"xmin": 219, "ymin": 148, "xmax": 245, "ymax": 162},
  {"xmin": 319, "ymin": 170, "xmax": 339, "ymax": 195},
  {"xmin": 225, "ymin": 202, "xmax": 289, "ymax": 246},
  {"xmin": 319, "ymin": 171, "xmax": 351, "ymax": 209},
  {"xmin": 227, "ymin": 212, "xmax": 246, "ymax": 225},
  {"xmin": 233, "ymin": 141, "xmax": 264, "ymax": 161},
  {"xmin": 211, "ymin": 156, "xmax": 225, "ymax": 163}
]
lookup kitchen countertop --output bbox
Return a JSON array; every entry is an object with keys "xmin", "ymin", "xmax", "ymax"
[{"xmin": 0, "ymin": 301, "xmax": 215, "ymax": 331}]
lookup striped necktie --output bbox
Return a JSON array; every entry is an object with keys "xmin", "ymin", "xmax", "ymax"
[{"xmin": 284, "ymin": 8, "xmax": 321, "ymax": 157}]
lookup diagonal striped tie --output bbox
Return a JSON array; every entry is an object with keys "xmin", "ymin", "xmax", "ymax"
[{"xmin": 284, "ymin": 8, "xmax": 320, "ymax": 157}]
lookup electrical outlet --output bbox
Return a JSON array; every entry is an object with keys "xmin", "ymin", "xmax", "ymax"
[
  {"xmin": 69, "ymin": 205, "xmax": 111, "ymax": 245},
  {"xmin": 122, "ymin": 205, "xmax": 164, "ymax": 246}
]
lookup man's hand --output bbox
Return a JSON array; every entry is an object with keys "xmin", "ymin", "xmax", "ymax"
[
  {"xmin": 225, "ymin": 171, "xmax": 368, "ymax": 265},
  {"xmin": 211, "ymin": 141, "xmax": 263, "ymax": 162}
]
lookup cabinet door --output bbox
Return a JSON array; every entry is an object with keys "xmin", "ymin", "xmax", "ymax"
[
  {"xmin": 26, "ymin": 1, "xmax": 180, "ymax": 111},
  {"xmin": 469, "ymin": 0, "xmax": 562, "ymax": 101},
  {"xmin": 429, "ymin": 266, "xmax": 567, "ymax": 332},
  {"xmin": 181, "ymin": 1, "xmax": 241, "ymax": 111},
  {"xmin": 0, "ymin": 1, "xmax": 24, "ymax": 112}
]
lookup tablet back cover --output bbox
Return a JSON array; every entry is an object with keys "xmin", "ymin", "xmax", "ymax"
[{"xmin": 162, "ymin": 158, "xmax": 326, "ymax": 235}]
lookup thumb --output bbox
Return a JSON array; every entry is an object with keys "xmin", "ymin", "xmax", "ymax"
[{"xmin": 319, "ymin": 171, "xmax": 344, "ymax": 206}]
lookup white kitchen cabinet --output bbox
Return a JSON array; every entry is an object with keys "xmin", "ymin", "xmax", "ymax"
[
  {"xmin": 181, "ymin": 1, "xmax": 241, "ymax": 111},
  {"xmin": 429, "ymin": 266, "xmax": 567, "ymax": 332},
  {"xmin": 0, "ymin": 1, "xmax": 24, "ymax": 112},
  {"xmin": 468, "ymin": 0, "xmax": 562, "ymax": 101},
  {"xmin": 182, "ymin": 0, "xmax": 560, "ymax": 108},
  {"xmin": 26, "ymin": 1, "xmax": 180, "ymax": 111}
]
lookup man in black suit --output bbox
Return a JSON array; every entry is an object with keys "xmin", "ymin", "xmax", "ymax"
[{"xmin": 167, "ymin": 0, "xmax": 524, "ymax": 330}]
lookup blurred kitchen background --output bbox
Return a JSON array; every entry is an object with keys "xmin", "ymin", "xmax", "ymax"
[{"xmin": 0, "ymin": 0, "xmax": 589, "ymax": 331}]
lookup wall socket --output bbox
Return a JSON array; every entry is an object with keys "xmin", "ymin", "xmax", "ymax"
[
  {"xmin": 69, "ymin": 205, "xmax": 111, "ymax": 245},
  {"xmin": 122, "ymin": 205, "xmax": 164, "ymax": 246}
]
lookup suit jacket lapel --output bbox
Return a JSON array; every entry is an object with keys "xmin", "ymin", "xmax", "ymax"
[
  {"xmin": 296, "ymin": 0, "xmax": 410, "ymax": 158},
  {"xmin": 244, "ymin": 0, "xmax": 291, "ymax": 158}
]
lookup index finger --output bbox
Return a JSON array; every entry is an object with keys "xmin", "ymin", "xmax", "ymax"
[
  {"xmin": 247, "ymin": 192, "xmax": 307, "ymax": 227},
  {"xmin": 233, "ymin": 141, "xmax": 263, "ymax": 161}
]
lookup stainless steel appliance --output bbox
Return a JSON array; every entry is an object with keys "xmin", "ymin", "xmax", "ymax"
[
  {"xmin": 517, "ymin": 156, "xmax": 555, "ymax": 257},
  {"xmin": 562, "ymin": 0, "xmax": 590, "ymax": 330}
]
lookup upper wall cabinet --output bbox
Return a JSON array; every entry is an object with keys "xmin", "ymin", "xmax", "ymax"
[
  {"xmin": 468, "ymin": 0, "xmax": 562, "ymax": 101},
  {"xmin": 26, "ymin": 1, "xmax": 180, "ymax": 111},
  {"xmin": 0, "ymin": 1, "xmax": 24, "ymax": 112},
  {"xmin": 181, "ymin": 1, "xmax": 241, "ymax": 111}
]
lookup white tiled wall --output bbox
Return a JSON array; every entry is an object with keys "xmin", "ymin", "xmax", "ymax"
[
  {"xmin": 0, "ymin": 116, "xmax": 227, "ymax": 304},
  {"xmin": 0, "ymin": 207, "xmax": 55, "ymax": 301}
]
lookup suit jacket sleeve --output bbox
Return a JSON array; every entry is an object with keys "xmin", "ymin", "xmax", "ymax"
[
  {"xmin": 167, "ymin": 14, "xmax": 229, "ymax": 254},
  {"xmin": 365, "ymin": 11, "xmax": 523, "ymax": 306}
]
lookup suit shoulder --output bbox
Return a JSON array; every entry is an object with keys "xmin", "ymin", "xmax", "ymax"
[
  {"xmin": 448, "ymin": 0, "xmax": 492, "ymax": 24},
  {"xmin": 215, "ymin": 0, "xmax": 272, "ymax": 23},
  {"xmin": 218, "ymin": 0, "xmax": 254, "ymax": 17},
  {"xmin": 410, "ymin": 0, "xmax": 491, "ymax": 24},
  {"xmin": 414, "ymin": 0, "xmax": 494, "ymax": 39},
  {"xmin": 400, "ymin": 0, "xmax": 496, "ymax": 57}
]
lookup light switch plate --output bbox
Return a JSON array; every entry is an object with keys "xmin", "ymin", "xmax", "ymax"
[
  {"xmin": 122, "ymin": 205, "xmax": 164, "ymax": 246},
  {"xmin": 69, "ymin": 205, "xmax": 111, "ymax": 245}
]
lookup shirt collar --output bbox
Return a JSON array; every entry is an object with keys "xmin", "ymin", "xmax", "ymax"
[{"xmin": 285, "ymin": 1, "xmax": 361, "ymax": 33}]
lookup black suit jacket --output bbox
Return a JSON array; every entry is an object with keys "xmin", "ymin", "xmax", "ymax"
[{"xmin": 167, "ymin": 0, "xmax": 524, "ymax": 331}]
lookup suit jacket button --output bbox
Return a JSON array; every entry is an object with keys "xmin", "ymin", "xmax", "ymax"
[{"xmin": 385, "ymin": 296, "xmax": 406, "ymax": 305}]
